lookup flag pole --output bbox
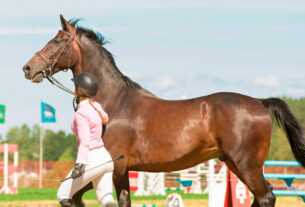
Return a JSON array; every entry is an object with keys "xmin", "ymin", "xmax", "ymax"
[
  {"xmin": 39, "ymin": 102, "xmax": 56, "ymax": 188},
  {"xmin": 39, "ymin": 124, "xmax": 43, "ymax": 189}
]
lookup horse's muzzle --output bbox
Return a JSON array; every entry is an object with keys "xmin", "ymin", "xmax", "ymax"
[{"xmin": 22, "ymin": 64, "xmax": 44, "ymax": 83}]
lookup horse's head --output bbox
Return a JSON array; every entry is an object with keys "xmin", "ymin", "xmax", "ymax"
[{"xmin": 23, "ymin": 15, "xmax": 80, "ymax": 83}]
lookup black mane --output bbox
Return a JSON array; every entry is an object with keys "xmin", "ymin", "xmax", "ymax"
[
  {"xmin": 69, "ymin": 19, "xmax": 109, "ymax": 46},
  {"xmin": 69, "ymin": 19, "xmax": 142, "ymax": 89}
]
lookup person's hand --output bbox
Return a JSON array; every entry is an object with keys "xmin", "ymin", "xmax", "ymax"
[{"xmin": 72, "ymin": 163, "xmax": 85, "ymax": 179}]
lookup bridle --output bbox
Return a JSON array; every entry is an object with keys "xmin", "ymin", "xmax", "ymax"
[{"xmin": 36, "ymin": 30, "xmax": 76, "ymax": 95}]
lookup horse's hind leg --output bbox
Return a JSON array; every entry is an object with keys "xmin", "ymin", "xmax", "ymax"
[{"xmin": 225, "ymin": 158, "xmax": 276, "ymax": 207}]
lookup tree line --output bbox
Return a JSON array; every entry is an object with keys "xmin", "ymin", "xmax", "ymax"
[
  {"xmin": 1, "ymin": 96, "xmax": 305, "ymax": 162},
  {"xmin": 1, "ymin": 124, "xmax": 77, "ymax": 161}
]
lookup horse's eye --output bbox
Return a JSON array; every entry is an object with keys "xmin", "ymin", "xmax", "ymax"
[{"xmin": 53, "ymin": 39, "xmax": 61, "ymax": 44}]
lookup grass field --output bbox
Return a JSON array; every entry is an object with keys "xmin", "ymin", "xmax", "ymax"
[
  {"xmin": 0, "ymin": 188, "xmax": 207, "ymax": 201},
  {"xmin": 0, "ymin": 188, "xmax": 304, "ymax": 207}
]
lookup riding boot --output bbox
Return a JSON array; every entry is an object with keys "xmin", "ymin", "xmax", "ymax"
[{"xmin": 60, "ymin": 199, "xmax": 74, "ymax": 207}]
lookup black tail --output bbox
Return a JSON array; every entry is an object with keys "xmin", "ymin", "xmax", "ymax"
[{"xmin": 262, "ymin": 98, "xmax": 305, "ymax": 167}]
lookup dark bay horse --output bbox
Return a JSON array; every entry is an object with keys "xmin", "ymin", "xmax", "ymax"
[{"xmin": 23, "ymin": 16, "xmax": 305, "ymax": 207}]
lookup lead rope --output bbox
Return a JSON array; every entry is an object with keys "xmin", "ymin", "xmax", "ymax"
[{"xmin": 46, "ymin": 76, "xmax": 74, "ymax": 95}]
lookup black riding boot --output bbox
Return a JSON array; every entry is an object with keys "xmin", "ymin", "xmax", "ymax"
[{"xmin": 60, "ymin": 199, "xmax": 74, "ymax": 207}]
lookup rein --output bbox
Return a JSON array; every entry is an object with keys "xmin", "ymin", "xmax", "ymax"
[
  {"xmin": 46, "ymin": 76, "xmax": 74, "ymax": 95},
  {"xmin": 36, "ymin": 30, "xmax": 76, "ymax": 96}
]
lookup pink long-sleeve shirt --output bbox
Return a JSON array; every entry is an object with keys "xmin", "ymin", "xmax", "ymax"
[{"xmin": 71, "ymin": 100, "xmax": 108, "ymax": 164}]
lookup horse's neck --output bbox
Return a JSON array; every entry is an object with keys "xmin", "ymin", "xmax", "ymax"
[{"xmin": 75, "ymin": 41, "xmax": 131, "ymax": 109}]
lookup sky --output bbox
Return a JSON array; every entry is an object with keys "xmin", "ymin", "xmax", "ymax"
[{"xmin": 0, "ymin": 0, "xmax": 305, "ymax": 137}]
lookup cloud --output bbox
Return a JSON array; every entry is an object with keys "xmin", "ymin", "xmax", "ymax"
[
  {"xmin": 149, "ymin": 76, "xmax": 175, "ymax": 90},
  {"xmin": 286, "ymin": 88, "xmax": 305, "ymax": 97},
  {"xmin": 2, "ymin": 0, "xmax": 305, "ymax": 20},
  {"xmin": 253, "ymin": 76, "xmax": 280, "ymax": 88},
  {"xmin": 0, "ymin": 1, "xmax": 210, "ymax": 18},
  {"xmin": 180, "ymin": 95, "xmax": 187, "ymax": 99}
]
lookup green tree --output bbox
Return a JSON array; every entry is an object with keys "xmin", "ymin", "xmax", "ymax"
[
  {"xmin": 5, "ymin": 124, "xmax": 39, "ymax": 161},
  {"xmin": 4, "ymin": 124, "xmax": 77, "ymax": 161},
  {"xmin": 43, "ymin": 129, "xmax": 77, "ymax": 161},
  {"xmin": 58, "ymin": 147, "xmax": 75, "ymax": 162}
]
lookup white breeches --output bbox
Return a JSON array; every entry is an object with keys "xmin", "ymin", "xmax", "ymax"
[{"xmin": 57, "ymin": 147, "xmax": 114, "ymax": 206}]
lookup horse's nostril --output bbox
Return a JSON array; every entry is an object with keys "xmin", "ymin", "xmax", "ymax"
[{"xmin": 23, "ymin": 65, "xmax": 30, "ymax": 72}]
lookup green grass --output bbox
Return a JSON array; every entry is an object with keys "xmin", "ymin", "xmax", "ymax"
[
  {"xmin": 0, "ymin": 188, "xmax": 208, "ymax": 201},
  {"xmin": 0, "ymin": 188, "xmax": 59, "ymax": 201},
  {"xmin": 130, "ymin": 190, "xmax": 208, "ymax": 200}
]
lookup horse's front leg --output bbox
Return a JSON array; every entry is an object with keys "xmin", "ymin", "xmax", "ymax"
[
  {"xmin": 72, "ymin": 182, "xmax": 94, "ymax": 207},
  {"xmin": 113, "ymin": 171, "xmax": 131, "ymax": 207}
]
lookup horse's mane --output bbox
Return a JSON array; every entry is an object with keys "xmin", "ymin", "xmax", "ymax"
[{"xmin": 69, "ymin": 19, "xmax": 142, "ymax": 89}]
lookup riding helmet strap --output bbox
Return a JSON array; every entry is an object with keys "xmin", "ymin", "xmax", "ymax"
[
  {"xmin": 73, "ymin": 97, "xmax": 78, "ymax": 112},
  {"xmin": 73, "ymin": 88, "xmax": 91, "ymax": 111}
]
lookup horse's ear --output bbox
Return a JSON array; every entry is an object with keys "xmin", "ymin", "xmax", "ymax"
[{"xmin": 60, "ymin": 14, "xmax": 74, "ymax": 32}]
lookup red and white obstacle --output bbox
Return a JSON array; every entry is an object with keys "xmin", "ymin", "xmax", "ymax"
[
  {"xmin": 208, "ymin": 159, "xmax": 251, "ymax": 207},
  {"xmin": 224, "ymin": 170, "xmax": 251, "ymax": 207},
  {"xmin": 129, "ymin": 159, "xmax": 251, "ymax": 207},
  {"xmin": 0, "ymin": 144, "xmax": 18, "ymax": 194}
]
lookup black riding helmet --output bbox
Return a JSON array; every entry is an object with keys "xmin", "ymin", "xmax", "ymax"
[{"xmin": 74, "ymin": 72, "xmax": 99, "ymax": 97}]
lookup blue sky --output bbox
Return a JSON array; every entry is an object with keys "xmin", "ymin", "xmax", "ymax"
[{"xmin": 1, "ymin": 0, "xmax": 305, "ymax": 136}]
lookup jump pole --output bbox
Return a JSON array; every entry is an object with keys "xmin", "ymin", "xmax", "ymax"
[
  {"xmin": 39, "ymin": 124, "xmax": 43, "ymax": 188},
  {"xmin": 0, "ymin": 144, "xmax": 18, "ymax": 194}
]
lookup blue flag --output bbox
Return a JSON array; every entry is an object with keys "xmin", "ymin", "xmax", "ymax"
[{"xmin": 41, "ymin": 102, "xmax": 56, "ymax": 123}]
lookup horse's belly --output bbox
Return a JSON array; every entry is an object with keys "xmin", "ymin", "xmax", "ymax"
[{"xmin": 129, "ymin": 145, "xmax": 221, "ymax": 172}]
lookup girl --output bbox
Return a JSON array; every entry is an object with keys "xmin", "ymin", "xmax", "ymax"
[{"xmin": 57, "ymin": 72, "xmax": 116, "ymax": 207}]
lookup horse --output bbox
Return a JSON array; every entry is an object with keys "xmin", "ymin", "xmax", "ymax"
[{"xmin": 23, "ymin": 15, "xmax": 305, "ymax": 207}]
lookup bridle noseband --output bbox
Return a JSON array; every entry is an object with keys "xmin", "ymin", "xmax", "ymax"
[{"xmin": 36, "ymin": 30, "xmax": 76, "ymax": 95}]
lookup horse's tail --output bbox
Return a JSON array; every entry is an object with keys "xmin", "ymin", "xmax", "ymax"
[{"xmin": 261, "ymin": 98, "xmax": 305, "ymax": 167}]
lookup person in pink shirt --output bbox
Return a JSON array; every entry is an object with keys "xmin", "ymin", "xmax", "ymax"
[{"xmin": 57, "ymin": 72, "xmax": 116, "ymax": 207}]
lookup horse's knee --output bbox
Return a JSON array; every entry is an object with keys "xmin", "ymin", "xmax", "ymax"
[
  {"xmin": 262, "ymin": 191, "xmax": 276, "ymax": 207},
  {"xmin": 119, "ymin": 190, "xmax": 130, "ymax": 207},
  {"xmin": 261, "ymin": 182, "xmax": 276, "ymax": 206}
]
